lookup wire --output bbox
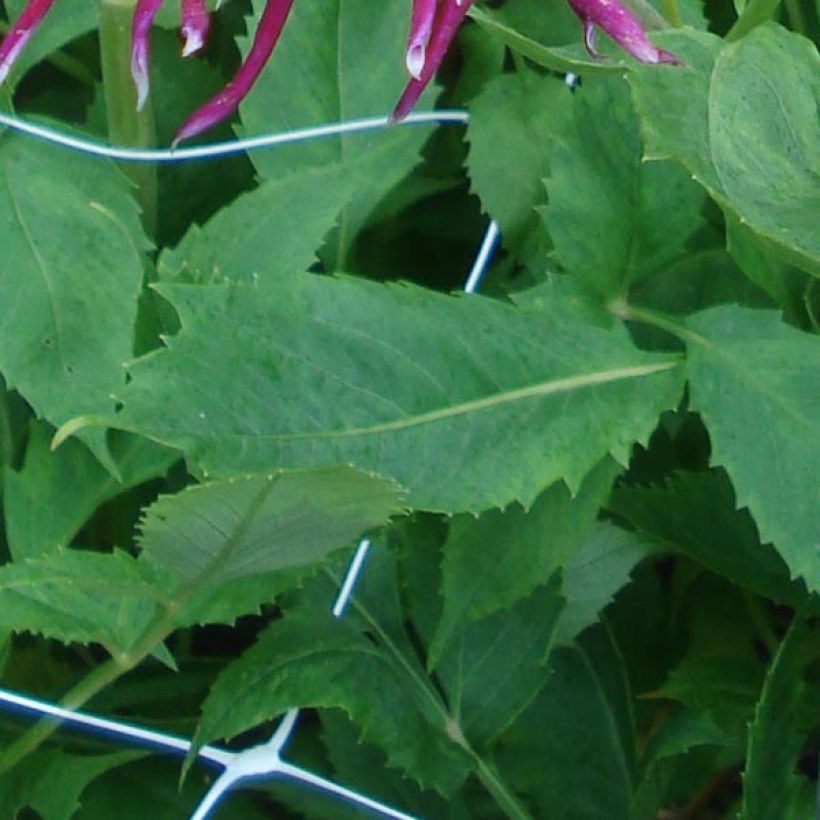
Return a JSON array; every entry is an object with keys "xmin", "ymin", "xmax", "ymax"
[{"xmin": 0, "ymin": 109, "xmax": 469, "ymax": 163}]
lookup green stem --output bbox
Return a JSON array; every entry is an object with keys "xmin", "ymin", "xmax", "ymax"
[
  {"xmin": 0, "ymin": 599, "xmax": 179, "ymax": 773},
  {"xmin": 784, "ymin": 0, "xmax": 807, "ymax": 35},
  {"xmin": 609, "ymin": 299, "xmax": 695, "ymax": 345},
  {"xmin": 98, "ymin": 0, "xmax": 157, "ymax": 236},
  {"xmin": 660, "ymin": 0, "xmax": 685, "ymax": 27},
  {"xmin": 0, "ymin": 381, "xmax": 13, "ymax": 479}
]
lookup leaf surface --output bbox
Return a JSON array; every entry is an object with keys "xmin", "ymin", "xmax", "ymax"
[
  {"xmin": 137, "ymin": 467, "xmax": 402, "ymax": 626},
  {"xmin": 544, "ymin": 76, "xmax": 704, "ymax": 297},
  {"xmin": 429, "ymin": 458, "xmax": 618, "ymax": 666},
  {"xmin": 709, "ymin": 26, "xmax": 820, "ymax": 274},
  {"xmin": 0, "ymin": 137, "xmax": 145, "ymax": 465},
  {"xmin": 0, "ymin": 550, "xmax": 159, "ymax": 654},
  {"xmin": 236, "ymin": 0, "xmax": 436, "ymax": 261},
  {"xmin": 192, "ymin": 610, "xmax": 471, "ymax": 794},
  {"xmin": 113, "ymin": 276, "xmax": 683, "ymax": 512},
  {"xmin": 158, "ymin": 163, "xmax": 356, "ymax": 285},
  {"xmin": 739, "ymin": 614, "xmax": 818, "ymax": 820},
  {"xmin": 683, "ymin": 307, "xmax": 820, "ymax": 590},
  {"xmin": 4, "ymin": 423, "xmax": 177, "ymax": 560},
  {"xmin": 0, "ymin": 748, "xmax": 144, "ymax": 820}
]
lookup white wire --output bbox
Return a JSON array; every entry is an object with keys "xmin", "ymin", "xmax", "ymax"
[
  {"xmin": 333, "ymin": 539, "xmax": 372, "ymax": 617},
  {"xmin": 464, "ymin": 219, "xmax": 500, "ymax": 294},
  {"xmin": 0, "ymin": 109, "xmax": 469, "ymax": 163}
]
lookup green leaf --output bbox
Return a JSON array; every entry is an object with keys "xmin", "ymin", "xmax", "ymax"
[
  {"xmin": 709, "ymin": 26, "xmax": 820, "ymax": 276},
  {"xmin": 0, "ymin": 136, "xmax": 146, "ymax": 466},
  {"xmin": 192, "ymin": 610, "xmax": 472, "ymax": 794},
  {"xmin": 429, "ymin": 458, "xmax": 618, "ymax": 667},
  {"xmin": 629, "ymin": 27, "xmax": 820, "ymax": 278},
  {"xmin": 434, "ymin": 578, "xmax": 565, "ymax": 749},
  {"xmin": 111, "ymin": 276, "xmax": 683, "ymax": 513},
  {"xmin": 739, "ymin": 613, "xmax": 818, "ymax": 820},
  {"xmin": 235, "ymin": 0, "xmax": 437, "ymax": 263},
  {"xmin": 467, "ymin": 67, "xmax": 572, "ymax": 267},
  {"xmin": 683, "ymin": 306, "xmax": 820, "ymax": 591},
  {"xmin": 157, "ymin": 163, "xmax": 356, "ymax": 285},
  {"xmin": 3, "ymin": 423, "xmax": 177, "ymax": 560},
  {"xmin": 137, "ymin": 467, "xmax": 403, "ymax": 626},
  {"xmin": 611, "ymin": 470, "xmax": 807, "ymax": 605},
  {"xmin": 0, "ymin": 549, "xmax": 159, "ymax": 654},
  {"xmin": 554, "ymin": 523, "xmax": 652, "ymax": 646},
  {"xmin": 627, "ymin": 30, "xmax": 724, "ymax": 188},
  {"xmin": 496, "ymin": 637, "xmax": 636, "ymax": 819},
  {"xmin": 652, "ymin": 577, "xmax": 767, "ymax": 736},
  {"xmin": 544, "ymin": 76, "xmax": 704, "ymax": 298},
  {"xmin": 0, "ymin": 748, "xmax": 145, "ymax": 820}
]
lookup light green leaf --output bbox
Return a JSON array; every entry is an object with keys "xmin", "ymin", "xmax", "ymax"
[
  {"xmin": 554, "ymin": 523, "xmax": 651, "ymax": 646},
  {"xmin": 0, "ymin": 748, "xmax": 144, "ymax": 820},
  {"xmin": 192, "ymin": 611, "xmax": 472, "ymax": 794},
  {"xmin": 629, "ymin": 26, "xmax": 820, "ymax": 277},
  {"xmin": 544, "ymin": 76, "xmax": 704, "ymax": 297},
  {"xmin": 3, "ymin": 423, "xmax": 177, "ymax": 560},
  {"xmin": 627, "ymin": 30, "xmax": 723, "ymax": 186},
  {"xmin": 111, "ymin": 276, "xmax": 683, "ymax": 513},
  {"xmin": 683, "ymin": 307, "xmax": 820, "ymax": 591},
  {"xmin": 235, "ymin": 0, "xmax": 437, "ymax": 263},
  {"xmin": 158, "ymin": 163, "xmax": 356, "ymax": 285},
  {"xmin": 137, "ymin": 467, "xmax": 403, "ymax": 626},
  {"xmin": 0, "ymin": 549, "xmax": 159, "ymax": 655},
  {"xmin": 611, "ymin": 470, "xmax": 807, "ymax": 605},
  {"xmin": 467, "ymin": 67, "xmax": 572, "ymax": 267},
  {"xmin": 709, "ymin": 26, "xmax": 820, "ymax": 275},
  {"xmin": 429, "ymin": 459, "xmax": 618, "ymax": 667},
  {"xmin": 739, "ymin": 613, "xmax": 818, "ymax": 820},
  {"xmin": 0, "ymin": 136, "xmax": 146, "ymax": 466}
]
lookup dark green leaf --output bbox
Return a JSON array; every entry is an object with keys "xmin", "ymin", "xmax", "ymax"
[
  {"xmin": 430, "ymin": 458, "xmax": 618, "ymax": 666},
  {"xmin": 4, "ymin": 423, "xmax": 177, "ymax": 560}
]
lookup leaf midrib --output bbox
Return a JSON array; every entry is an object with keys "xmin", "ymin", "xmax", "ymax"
[{"xmin": 230, "ymin": 360, "xmax": 680, "ymax": 441}]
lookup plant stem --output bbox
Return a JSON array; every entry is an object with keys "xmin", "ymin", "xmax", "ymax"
[
  {"xmin": 330, "ymin": 569, "xmax": 535, "ymax": 820},
  {"xmin": 660, "ymin": 0, "xmax": 685, "ymax": 27},
  {"xmin": 98, "ymin": 0, "xmax": 157, "ymax": 235},
  {"xmin": 0, "ymin": 600, "xmax": 180, "ymax": 774}
]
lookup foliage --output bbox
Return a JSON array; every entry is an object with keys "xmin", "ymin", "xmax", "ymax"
[{"xmin": 0, "ymin": 0, "xmax": 818, "ymax": 817}]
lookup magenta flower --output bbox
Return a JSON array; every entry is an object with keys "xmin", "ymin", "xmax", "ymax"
[
  {"xmin": 567, "ymin": 0, "xmax": 681, "ymax": 64},
  {"xmin": 173, "ymin": 0, "xmax": 294, "ymax": 145},
  {"xmin": 0, "ymin": 0, "xmax": 681, "ymax": 143},
  {"xmin": 0, "ymin": 0, "xmax": 55, "ymax": 85},
  {"xmin": 393, "ymin": 0, "xmax": 474, "ymax": 122}
]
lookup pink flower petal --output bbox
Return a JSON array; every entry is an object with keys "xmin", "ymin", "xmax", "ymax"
[
  {"xmin": 0, "ymin": 0, "xmax": 57, "ymax": 85},
  {"xmin": 567, "ymin": 0, "xmax": 681, "ymax": 64},
  {"xmin": 181, "ymin": 0, "xmax": 210, "ymax": 58},
  {"xmin": 131, "ymin": 0, "xmax": 164, "ymax": 111},
  {"xmin": 174, "ymin": 0, "xmax": 295, "ymax": 145},
  {"xmin": 406, "ymin": 0, "xmax": 438, "ymax": 80},
  {"xmin": 393, "ymin": 0, "xmax": 474, "ymax": 122}
]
